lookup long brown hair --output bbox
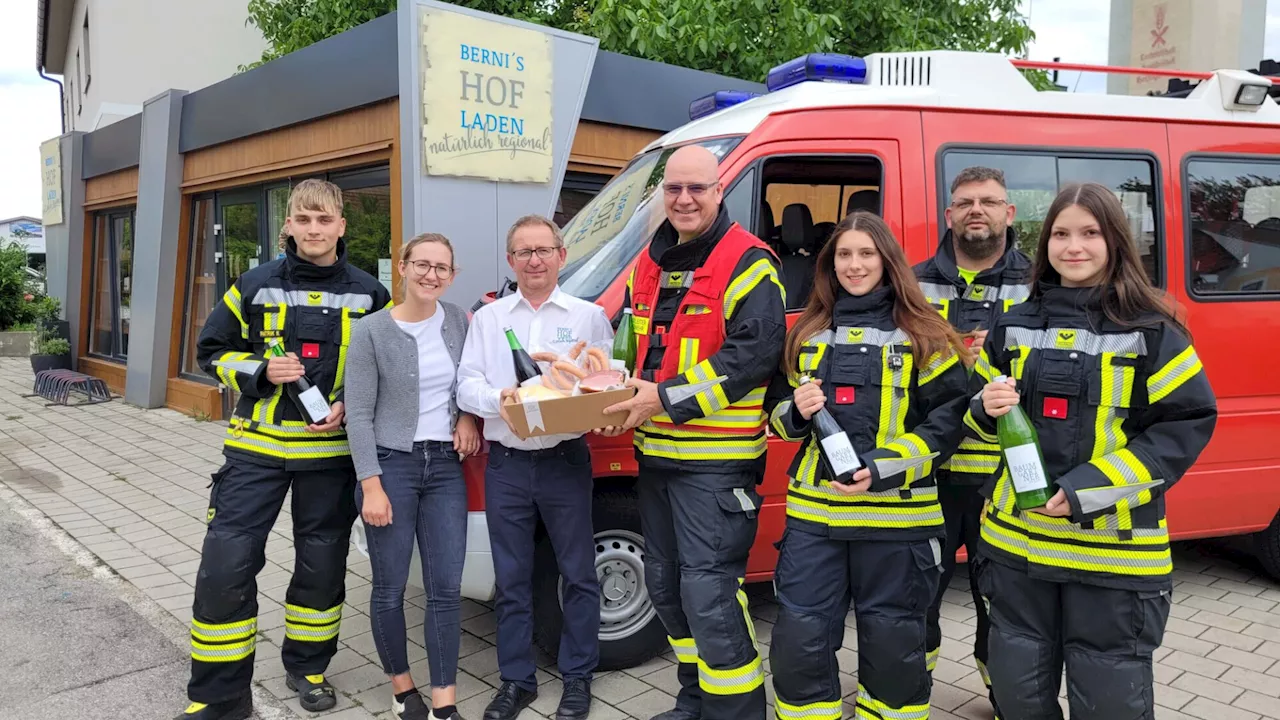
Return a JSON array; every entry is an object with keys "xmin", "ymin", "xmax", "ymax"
[
  {"xmin": 1031, "ymin": 183, "xmax": 1186, "ymax": 334},
  {"xmin": 783, "ymin": 211, "xmax": 964, "ymax": 373}
]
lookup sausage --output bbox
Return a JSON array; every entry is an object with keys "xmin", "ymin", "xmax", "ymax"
[
  {"xmin": 569, "ymin": 340, "xmax": 587, "ymax": 360},
  {"xmin": 586, "ymin": 347, "xmax": 609, "ymax": 373},
  {"xmin": 531, "ymin": 351, "xmax": 560, "ymax": 364},
  {"xmin": 556, "ymin": 360, "xmax": 589, "ymax": 380},
  {"xmin": 546, "ymin": 364, "xmax": 575, "ymax": 392}
]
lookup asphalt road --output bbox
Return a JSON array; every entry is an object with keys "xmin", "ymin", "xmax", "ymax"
[{"xmin": 0, "ymin": 497, "xmax": 190, "ymax": 720}]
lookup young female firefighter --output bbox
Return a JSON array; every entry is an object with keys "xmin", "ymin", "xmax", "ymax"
[
  {"xmin": 764, "ymin": 211, "xmax": 971, "ymax": 720},
  {"xmin": 970, "ymin": 183, "xmax": 1217, "ymax": 719}
]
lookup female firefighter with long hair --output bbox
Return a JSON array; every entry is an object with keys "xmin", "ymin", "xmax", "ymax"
[
  {"xmin": 764, "ymin": 211, "xmax": 970, "ymax": 720},
  {"xmin": 970, "ymin": 183, "xmax": 1216, "ymax": 718}
]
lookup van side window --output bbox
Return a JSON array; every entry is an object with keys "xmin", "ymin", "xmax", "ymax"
[
  {"xmin": 1185, "ymin": 158, "xmax": 1280, "ymax": 296},
  {"xmin": 940, "ymin": 150, "xmax": 1161, "ymax": 286},
  {"xmin": 759, "ymin": 156, "xmax": 884, "ymax": 311}
]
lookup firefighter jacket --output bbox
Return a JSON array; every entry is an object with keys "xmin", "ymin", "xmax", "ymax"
[
  {"xmin": 626, "ymin": 207, "xmax": 787, "ymax": 475},
  {"xmin": 968, "ymin": 283, "xmax": 1218, "ymax": 590},
  {"xmin": 196, "ymin": 238, "xmax": 392, "ymax": 471},
  {"xmin": 763, "ymin": 285, "xmax": 971, "ymax": 541},
  {"xmin": 914, "ymin": 229, "xmax": 1033, "ymax": 487}
]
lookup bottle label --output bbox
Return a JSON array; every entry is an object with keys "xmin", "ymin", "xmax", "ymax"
[
  {"xmin": 820, "ymin": 432, "xmax": 860, "ymax": 477},
  {"xmin": 1005, "ymin": 442, "xmax": 1050, "ymax": 493},
  {"xmin": 298, "ymin": 385, "xmax": 332, "ymax": 424}
]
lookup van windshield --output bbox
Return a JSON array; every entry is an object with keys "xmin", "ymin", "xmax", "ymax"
[{"xmin": 559, "ymin": 137, "xmax": 743, "ymax": 301}]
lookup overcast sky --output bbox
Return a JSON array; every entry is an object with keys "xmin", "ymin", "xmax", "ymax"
[{"xmin": 1, "ymin": 1, "xmax": 1278, "ymax": 221}]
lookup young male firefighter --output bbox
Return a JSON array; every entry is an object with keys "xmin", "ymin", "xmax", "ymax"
[
  {"xmin": 915, "ymin": 166, "xmax": 1031, "ymax": 718},
  {"xmin": 604, "ymin": 145, "xmax": 787, "ymax": 720},
  {"xmin": 176, "ymin": 179, "xmax": 392, "ymax": 720}
]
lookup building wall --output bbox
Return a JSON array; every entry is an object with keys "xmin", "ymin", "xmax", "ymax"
[
  {"xmin": 1107, "ymin": 0, "xmax": 1267, "ymax": 95},
  {"xmin": 60, "ymin": 0, "xmax": 267, "ymax": 131}
]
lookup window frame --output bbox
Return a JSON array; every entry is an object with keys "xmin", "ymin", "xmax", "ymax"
[
  {"xmin": 88, "ymin": 206, "xmax": 136, "ymax": 362},
  {"xmin": 1181, "ymin": 152, "xmax": 1280, "ymax": 303},
  {"xmin": 935, "ymin": 144, "xmax": 1167, "ymax": 289}
]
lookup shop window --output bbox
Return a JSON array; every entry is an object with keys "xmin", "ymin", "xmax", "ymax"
[
  {"xmin": 1185, "ymin": 158, "xmax": 1280, "ymax": 296},
  {"xmin": 940, "ymin": 150, "xmax": 1161, "ymax": 285},
  {"xmin": 88, "ymin": 207, "xmax": 135, "ymax": 360},
  {"xmin": 330, "ymin": 166, "xmax": 392, "ymax": 290},
  {"xmin": 180, "ymin": 198, "xmax": 215, "ymax": 378}
]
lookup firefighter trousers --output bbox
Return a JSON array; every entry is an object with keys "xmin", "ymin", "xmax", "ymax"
[
  {"xmin": 980, "ymin": 558, "xmax": 1172, "ymax": 719},
  {"xmin": 638, "ymin": 466, "xmax": 765, "ymax": 720},
  {"xmin": 187, "ymin": 459, "xmax": 358, "ymax": 704},
  {"xmin": 926, "ymin": 482, "xmax": 1000, "ymax": 716},
  {"xmin": 771, "ymin": 526, "xmax": 942, "ymax": 720}
]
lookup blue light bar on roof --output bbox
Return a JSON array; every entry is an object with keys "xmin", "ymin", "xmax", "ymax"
[
  {"xmin": 766, "ymin": 53, "xmax": 868, "ymax": 93},
  {"xmin": 689, "ymin": 90, "xmax": 761, "ymax": 120}
]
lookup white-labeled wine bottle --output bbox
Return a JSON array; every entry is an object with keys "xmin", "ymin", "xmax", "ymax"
[
  {"xmin": 266, "ymin": 338, "xmax": 331, "ymax": 424},
  {"xmin": 994, "ymin": 374, "xmax": 1054, "ymax": 510},
  {"xmin": 799, "ymin": 375, "xmax": 861, "ymax": 484}
]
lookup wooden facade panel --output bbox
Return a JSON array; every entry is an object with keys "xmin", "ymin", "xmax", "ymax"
[
  {"xmin": 78, "ymin": 356, "xmax": 127, "ymax": 394},
  {"xmin": 85, "ymin": 167, "xmax": 139, "ymax": 207},
  {"xmin": 183, "ymin": 101, "xmax": 398, "ymax": 186},
  {"xmin": 166, "ymin": 378, "xmax": 222, "ymax": 420},
  {"xmin": 569, "ymin": 121, "xmax": 659, "ymax": 173}
]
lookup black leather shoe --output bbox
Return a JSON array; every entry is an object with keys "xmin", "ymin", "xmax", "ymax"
[
  {"xmin": 556, "ymin": 678, "xmax": 592, "ymax": 720},
  {"xmin": 649, "ymin": 708, "xmax": 699, "ymax": 720},
  {"xmin": 483, "ymin": 681, "xmax": 538, "ymax": 720},
  {"xmin": 174, "ymin": 694, "xmax": 252, "ymax": 720}
]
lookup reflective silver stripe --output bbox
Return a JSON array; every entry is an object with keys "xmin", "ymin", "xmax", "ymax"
[
  {"xmin": 669, "ymin": 636, "xmax": 698, "ymax": 663},
  {"xmin": 697, "ymin": 656, "xmax": 765, "ymax": 694},
  {"xmin": 869, "ymin": 452, "xmax": 939, "ymax": 480},
  {"xmin": 1005, "ymin": 327, "xmax": 1147, "ymax": 356},
  {"xmin": 191, "ymin": 619, "xmax": 257, "ymax": 641},
  {"xmin": 981, "ymin": 515, "xmax": 1172, "ymax": 571},
  {"xmin": 1000, "ymin": 283, "xmax": 1032, "ymax": 303},
  {"xmin": 636, "ymin": 438, "xmax": 764, "ymax": 459},
  {"xmin": 191, "ymin": 640, "xmax": 255, "ymax": 661},
  {"xmin": 1076, "ymin": 480, "xmax": 1164, "ymax": 515},
  {"xmin": 661, "ymin": 270, "xmax": 696, "ymax": 289},
  {"xmin": 775, "ymin": 699, "xmax": 843, "ymax": 720},
  {"xmin": 806, "ymin": 329, "xmax": 836, "ymax": 346},
  {"xmin": 665, "ymin": 375, "xmax": 728, "ymax": 406},
  {"xmin": 252, "ymin": 287, "xmax": 374, "ymax": 311},
  {"xmin": 733, "ymin": 488, "xmax": 756, "ymax": 512},
  {"xmin": 963, "ymin": 284, "xmax": 997, "ymax": 302},
  {"xmin": 917, "ymin": 281, "xmax": 957, "ymax": 301},
  {"xmin": 285, "ymin": 625, "xmax": 340, "ymax": 641},
  {"xmin": 835, "ymin": 327, "xmax": 909, "ymax": 346},
  {"xmin": 855, "ymin": 684, "xmax": 930, "ymax": 720},
  {"xmin": 214, "ymin": 359, "xmax": 264, "ymax": 375}
]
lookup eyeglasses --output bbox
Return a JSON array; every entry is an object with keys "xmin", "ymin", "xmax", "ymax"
[
  {"xmin": 407, "ymin": 261, "xmax": 454, "ymax": 279},
  {"xmin": 663, "ymin": 182, "xmax": 718, "ymax": 198},
  {"xmin": 950, "ymin": 197, "xmax": 1008, "ymax": 211},
  {"xmin": 510, "ymin": 246, "xmax": 562, "ymax": 261}
]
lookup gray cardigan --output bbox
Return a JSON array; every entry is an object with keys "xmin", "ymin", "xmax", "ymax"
[{"xmin": 344, "ymin": 301, "xmax": 469, "ymax": 481}]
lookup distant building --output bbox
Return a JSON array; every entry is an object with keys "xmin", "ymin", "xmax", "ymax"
[
  {"xmin": 1107, "ymin": 0, "xmax": 1267, "ymax": 95},
  {"xmin": 36, "ymin": 0, "xmax": 267, "ymax": 131}
]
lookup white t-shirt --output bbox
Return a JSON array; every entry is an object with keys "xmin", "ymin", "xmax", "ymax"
[{"xmin": 396, "ymin": 310, "xmax": 455, "ymax": 443}]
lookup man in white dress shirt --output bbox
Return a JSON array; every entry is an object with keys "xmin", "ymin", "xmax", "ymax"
[{"xmin": 457, "ymin": 215, "xmax": 614, "ymax": 720}]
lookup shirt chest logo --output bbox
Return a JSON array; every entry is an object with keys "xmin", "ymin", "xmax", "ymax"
[
  {"xmin": 306, "ymin": 292, "xmax": 324, "ymax": 306},
  {"xmin": 555, "ymin": 327, "xmax": 576, "ymax": 344},
  {"xmin": 1055, "ymin": 330, "xmax": 1076, "ymax": 349},
  {"xmin": 846, "ymin": 328, "xmax": 864, "ymax": 343}
]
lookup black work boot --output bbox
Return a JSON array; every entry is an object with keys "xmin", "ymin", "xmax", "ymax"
[
  {"xmin": 174, "ymin": 693, "xmax": 252, "ymax": 720},
  {"xmin": 483, "ymin": 681, "xmax": 538, "ymax": 720},
  {"xmin": 556, "ymin": 678, "xmax": 592, "ymax": 720},
  {"xmin": 286, "ymin": 672, "xmax": 338, "ymax": 712},
  {"xmin": 649, "ymin": 708, "xmax": 699, "ymax": 720}
]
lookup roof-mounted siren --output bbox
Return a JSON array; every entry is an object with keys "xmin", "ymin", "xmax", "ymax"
[
  {"xmin": 689, "ymin": 90, "xmax": 761, "ymax": 121},
  {"xmin": 766, "ymin": 53, "xmax": 868, "ymax": 92},
  {"xmin": 1213, "ymin": 69, "xmax": 1273, "ymax": 111}
]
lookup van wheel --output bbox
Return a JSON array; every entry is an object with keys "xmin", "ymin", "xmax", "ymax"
[
  {"xmin": 532, "ymin": 488, "xmax": 669, "ymax": 670},
  {"xmin": 1254, "ymin": 512, "xmax": 1280, "ymax": 580}
]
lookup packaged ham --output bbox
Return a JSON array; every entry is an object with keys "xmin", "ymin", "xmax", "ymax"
[{"xmin": 579, "ymin": 369, "xmax": 627, "ymax": 393}]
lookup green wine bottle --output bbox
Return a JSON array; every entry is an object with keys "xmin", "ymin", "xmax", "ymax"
[
  {"xmin": 994, "ymin": 374, "xmax": 1053, "ymax": 510},
  {"xmin": 265, "ymin": 337, "xmax": 331, "ymax": 424},
  {"xmin": 504, "ymin": 326, "xmax": 543, "ymax": 387},
  {"xmin": 612, "ymin": 308, "xmax": 638, "ymax": 372}
]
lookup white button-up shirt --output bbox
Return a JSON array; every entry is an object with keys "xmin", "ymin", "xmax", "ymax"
[{"xmin": 457, "ymin": 285, "xmax": 615, "ymax": 451}]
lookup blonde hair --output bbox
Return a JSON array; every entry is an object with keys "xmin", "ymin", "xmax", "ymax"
[
  {"xmin": 401, "ymin": 232, "xmax": 455, "ymax": 266},
  {"xmin": 288, "ymin": 179, "xmax": 344, "ymax": 216},
  {"xmin": 506, "ymin": 214, "xmax": 563, "ymax": 252}
]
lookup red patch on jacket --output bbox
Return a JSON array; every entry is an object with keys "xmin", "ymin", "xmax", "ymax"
[
  {"xmin": 1043, "ymin": 397, "xmax": 1068, "ymax": 419},
  {"xmin": 835, "ymin": 387, "xmax": 855, "ymax": 405},
  {"xmin": 301, "ymin": 343, "xmax": 321, "ymax": 359}
]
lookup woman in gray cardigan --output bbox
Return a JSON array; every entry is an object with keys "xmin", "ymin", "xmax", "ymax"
[{"xmin": 345, "ymin": 233, "xmax": 479, "ymax": 720}]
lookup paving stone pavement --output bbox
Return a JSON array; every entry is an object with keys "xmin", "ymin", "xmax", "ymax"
[{"xmin": 3, "ymin": 357, "xmax": 1280, "ymax": 720}]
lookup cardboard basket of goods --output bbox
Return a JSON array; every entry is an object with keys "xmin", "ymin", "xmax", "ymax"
[{"xmin": 504, "ymin": 343, "xmax": 635, "ymax": 439}]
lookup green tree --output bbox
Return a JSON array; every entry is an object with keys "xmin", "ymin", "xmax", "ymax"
[{"xmin": 245, "ymin": 0, "xmax": 1052, "ymax": 88}]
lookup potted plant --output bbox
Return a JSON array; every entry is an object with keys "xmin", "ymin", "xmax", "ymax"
[{"xmin": 29, "ymin": 297, "xmax": 71, "ymax": 373}]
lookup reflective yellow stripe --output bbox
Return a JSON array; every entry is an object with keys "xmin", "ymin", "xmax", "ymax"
[
  {"xmin": 631, "ymin": 431, "xmax": 767, "ymax": 461},
  {"xmin": 723, "ymin": 258, "xmax": 784, "ymax": 319},
  {"xmin": 190, "ymin": 617, "xmax": 257, "ymax": 663},
  {"xmin": 926, "ymin": 647, "xmax": 939, "ymax": 673},
  {"xmin": 1008, "ymin": 345, "xmax": 1030, "ymax": 382},
  {"xmin": 191, "ymin": 617, "xmax": 257, "ymax": 642},
  {"xmin": 918, "ymin": 350, "xmax": 959, "ymax": 385},
  {"xmin": 224, "ymin": 286, "xmax": 248, "ymax": 339},
  {"xmin": 942, "ymin": 452, "xmax": 1001, "ymax": 475},
  {"xmin": 964, "ymin": 411, "xmax": 998, "ymax": 443},
  {"xmin": 854, "ymin": 683, "xmax": 929, "ymax": 720},
  {"xmin": 331, "ymin": 307, "xmax": 354, "ymax": 401},
  {"xmin": 284, "ymin": 603, "xmax": 342, "ymax": 643},
  {"xmin": 698, "ymin": 654, "xmax": 764, "ymax": 696},
  {"xmin": 976, "ymin": 658, "xmax": 991, "ymax": 687},
  {"xmin": 1093, "ymin": 352, "xmax": 1135, "ymax": 459},
  {"xmin": 214, "ymin": 352, "xmax": 251, "ymax": 391},
  {"xmin": 669, "ymin": 636, "xmax": 698, "ymax": 664},
  {"xmin": 225, "ymin": 421, "xmax": 350, "ymax": 461},
  {"xmin": 285, "ymin": 603, "xmax": 342, "ymax": 623},
  {"xmin": 786, "ymin": 483, "xmax": 944, "ymax": 529},
  {"xmin": 776, "ymin": 698, "xmax": 842, "ymax": 720},
  {"xmin": 876, "ymin": 345, "xmax": 911, "ymax": 447},
  {"xmin": 1148, "ymin": 345, "xmax": 1202, "ymax": 403},
  {"xmin": 191, "ymin": 637, "xmax": 255, "ymax": 663},
  {"xmin": 972, "ymin": 348, "xmax": 996, "ymax": 383},
  {"xmin": 770, "ymin": 401, "xmax": 805, "ymax": 441}
]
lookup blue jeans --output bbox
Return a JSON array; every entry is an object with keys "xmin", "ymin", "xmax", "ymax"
[{"xmin": 357, "ymin": 441, "xmax": 467, "ymax": 687}]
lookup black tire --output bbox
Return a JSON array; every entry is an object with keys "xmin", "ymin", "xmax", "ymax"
[
  {"xmin": 533, "ymin": 487, "xmax": 669, "ymax": 670},
  {"xmin": 1254, "ymin": 511, "xmax": 1280, "ymax": 580}
]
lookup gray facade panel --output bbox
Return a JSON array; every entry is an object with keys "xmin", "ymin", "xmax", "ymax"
[
  {"xmin": 581, "ymin": 51, "xmax": 765, "ymax": 131},
  {"xmin": 178, "ymin": 12, "xmax": 400, "ymax": 154},
  {"xmin": 81, "ymin": 115, "xmax": 140, "ymax": 179}
]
